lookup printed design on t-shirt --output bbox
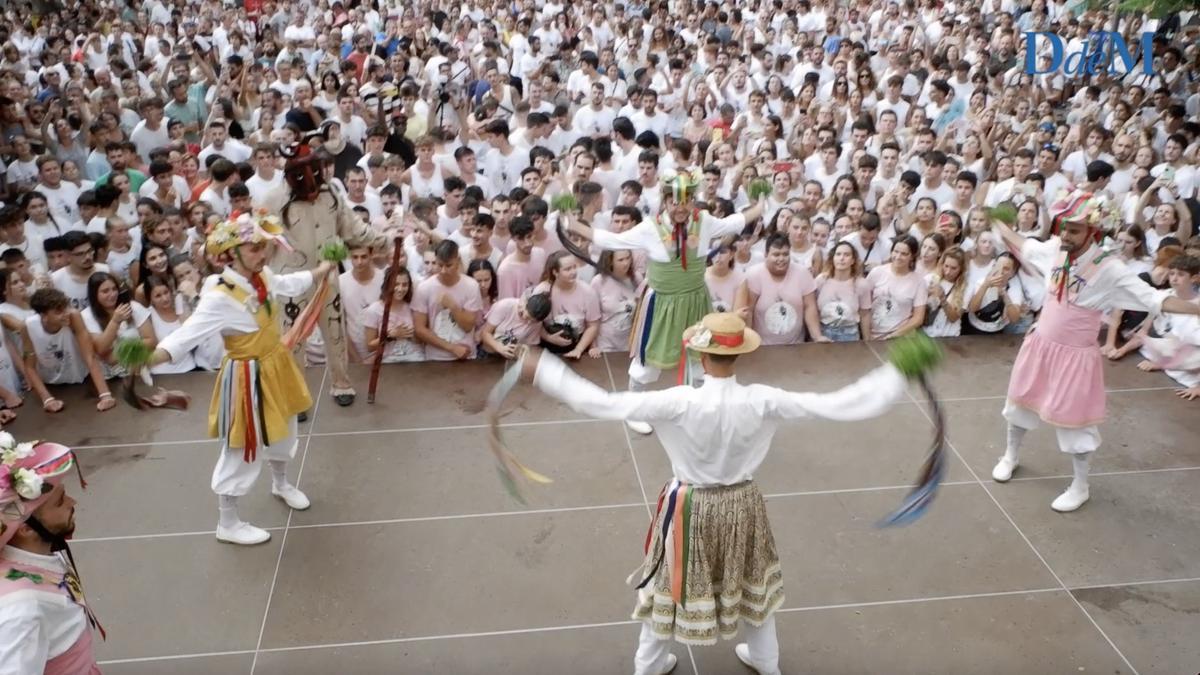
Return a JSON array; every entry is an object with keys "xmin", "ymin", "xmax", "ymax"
[
  {"xmin": 712, "ymin": 299, "xmax": 729, "ymax": 312},
  {"xmin": 764, "ymin": 299, "xmax": 798, "ymax": 335},
  {"xmin": 553, "ymin": 312, "xmax": 584, "ymax": 334},
  {"xmin": 433, "ymin": 308, "xmax": 468, "ymax": 344},
  {"xmin": 497, "ymin": 330, "xmax": 518, "ymax": 346},
  {"xmin": 613, "ymin": 301, "xmax": 635, "ymax": 331},
  {"xmin": 820, "ymin": 300, "xmax": 854, "ymax": 327},
  {"xmin": 873, "ymin": 289, "xmax": 900, "ymax": 327}
]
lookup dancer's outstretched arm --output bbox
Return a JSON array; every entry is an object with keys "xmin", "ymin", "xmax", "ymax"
[
  {"xmin": 758, "ymin": 363, "xmax": 909, "ymax": 422},
  {"xmin": 520, "ymin": 348, "xmax": 684, "ymax": 422}
]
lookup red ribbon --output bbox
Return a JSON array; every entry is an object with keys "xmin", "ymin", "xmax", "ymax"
[
  {"xmin": 249, "ymin": 273, "xmax": 268, "ymax": 305},
  {"xmin": 242, "ymin": 360, "xmax": 257, "ymax": 463}
]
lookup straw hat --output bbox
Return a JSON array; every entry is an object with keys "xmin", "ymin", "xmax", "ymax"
[{"xmin": 682, "ymin": 312, "xmax": 761, "ymax": 356}]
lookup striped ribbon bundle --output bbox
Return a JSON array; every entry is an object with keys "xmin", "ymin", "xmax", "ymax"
[
  {"xmin": 485, "ymin": 348, "xmax": 553, "ymax": 504},
  {"xmin": 282, "ymin": 271, "xmax": 332, "ymax": 350},
  {"xmin": 626, "ymin": 480, "xmax": 692, "ymax": 607},
  {"xmin": 216, "ymin": 359, "xmax": 270, "ymax": 463},
  {"xmin": 877, "ymin": 373, "xmax": 946, "ymax": 527}
]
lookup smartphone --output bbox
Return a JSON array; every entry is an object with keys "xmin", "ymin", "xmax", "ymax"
[
  {"xmin": 117, "ymin": 286, "xmax": 133, "ymax": 306},
  {"xmin": 1163, "ymin": 166, "xmax": 1176, "ymax": 182}
]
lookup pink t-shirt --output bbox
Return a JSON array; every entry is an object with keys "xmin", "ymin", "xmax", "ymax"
[
  {"xmin": 815, "ymin": 275, "xmax": 872, "ymax": 328},
  {"xmin": 745, "ymin": 262, "xmax": 816, "ymax": 345},
  {"xmin": 534, "ymin": 280, "xmax": 601, "ymax": 336},
  {"xmin": 497, "ymin": 247, "xmax": 548, "ymax": 300},
  {"xmin": 485, "ymin": 297, "xmax": 542, "ymax": 346},
  {"xmin": 338, "ymin": 270, "xmax": 384, "ymax": 362},
  {"xmin": 505, "ymin": 229, "xmax": 564, "ymax": 256},
  {"xmin": 866, "ymin": 264, "xmax": 929, "ymax": 338},
  {"xmin": 590, "ymin": 274, "xmax": 639, "ymax": 352},
  {"xmin": 362, "ymin": 301, "xmax": 425, "ymax": 362},
  {"xmin": 412, "ymin": 274, "xmax": 483, "ymax": 360},
  {"xmin": 705, "ymin": 267, "xmax": 745, "ymax": 314}
]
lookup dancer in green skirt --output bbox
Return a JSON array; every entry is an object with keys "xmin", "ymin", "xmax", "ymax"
[{"xmin": 566, "ymin": 172, "xmax": 765, "ymax": 434}]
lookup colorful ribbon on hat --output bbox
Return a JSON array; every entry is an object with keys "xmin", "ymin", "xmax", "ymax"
[
  {"xmin": 676, "ymin": 330, "xmax": 746, "ymax": 384},
  {"xmin": 629, "ymin": 480, "xmax": 694, "ymax": 607}
]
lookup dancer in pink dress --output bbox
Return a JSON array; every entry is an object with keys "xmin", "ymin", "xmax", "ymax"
[{"xmin": 990, "ymin": 190, "xmax": 1200, "ymax": 512}]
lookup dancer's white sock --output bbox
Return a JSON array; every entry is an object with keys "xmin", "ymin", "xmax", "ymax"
[
  {"xmin": 218, "ymin": 495, "xmax": 240, "ymax": 529},
  {"xmin": 269, "ymin": 460, "xmax": 291, "ymax": 491},
  {"xmin": 1005, "ymin": 424, "xmax": 1027, "ymax": 463},
  {"xmin": 1070, "ymin": 453, "xmax": 1091, "ymax": 492}
]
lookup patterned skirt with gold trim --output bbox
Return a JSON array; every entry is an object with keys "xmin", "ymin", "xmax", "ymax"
[{"xmin": 630, "ymin": 480, "xmax": 784, "ymax": 645}]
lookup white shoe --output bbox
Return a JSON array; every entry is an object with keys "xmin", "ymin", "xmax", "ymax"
[
  {"xmin": 627, "ymin": 420, "xmax": 653, "ymax": 435},
  {"xmin": 272, "ymin": 485, "xmax": 311, "ymax": 510},
  {"xmin": 735, "ymin": 643, "xmax": 761, "ymax": 673},
  {"xmin": 991, "ymin": 456, "xmax": 1019, "ymax": 482},
  {"xmin": 1051, "ymin": 485, "xmax": 1089, "ymax": 512},
  {"xmin": 216, "ymin": 522, "xmax": 271, "ymax": 545},
  {"xmin": 651, "ymin": 653, "xmax": 677, "ymax": 675}
]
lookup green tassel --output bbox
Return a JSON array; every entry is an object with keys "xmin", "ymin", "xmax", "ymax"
[
  {"xmin": 987, "ymin": 203, "xmax": 1018, "ymax": 226},
  {"xmin": 114, "ymin": 337, "xmax": 154, "ymax": 370},
  {"xmin": 550, "ymin": 193, "xmax": 578, "ymax": 213},
  {"xmin": 747, "ymin": 179, "xmax": 773, "ymax": 202},
  {"xmin": 888, "ymin": 332, "xmax": 944, "ymax": 379},
  {"xmin": 318, "ymin": 239, "xmax": 349, "ymax": 263}
]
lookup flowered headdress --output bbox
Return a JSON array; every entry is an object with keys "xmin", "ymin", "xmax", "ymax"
[
  {"xmin": 205, "ymin": 209, "xmax": 292, "ymax": 257},
  {"xmin": 0, "ymin": 435, "xmax": 82, "ymax": 549},
  {"xmin": 1048, "ymin": 188, "xmax": 1119, "ymax": 241}
]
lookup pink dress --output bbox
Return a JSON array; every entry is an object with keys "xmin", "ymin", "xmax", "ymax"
[{"xmin": 1007, "ymin": 264, "xmax": 1107, "ymax": 428}]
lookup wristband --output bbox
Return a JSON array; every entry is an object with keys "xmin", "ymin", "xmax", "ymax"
[{"xmin": 99, "ymin": 393, "xmax": 113, "ymax": 399}]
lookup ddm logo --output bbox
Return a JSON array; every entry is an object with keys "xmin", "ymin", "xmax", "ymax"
[{"xmin": 1024, "ymin": 31, "xmax": 1156, "ymax": 77}]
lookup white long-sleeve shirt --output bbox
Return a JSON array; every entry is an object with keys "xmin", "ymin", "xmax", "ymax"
[
  {"xmin": 156, "ymin": 267, "xmax": 315, "ymax": 362},
  {"xmin": 592, "ymin": 212, "xmax": 747, "ymax": 263},
  {"xmin": 0, "ymin": 547, "xmax": 88, "ymax": 675},
  {"xmin": 533, "ymin": 354, "xmax": 908, "ymax": 486},
  {"xmin": 1017, "ymin": 238, "xmax": 1169, "ymax": 314}
]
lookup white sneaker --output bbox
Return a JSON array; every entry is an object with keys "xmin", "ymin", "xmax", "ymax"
[
  {"xmin": 991, "ymin": 456, "xmax": 1019, "ymax": 482},
  {"xmin": 216, "ymin": 522, "xmax": 271, "ymax": 545},
  {"xmin": 1051, "ymin": 485, "xmax": 1089, "ymax": 512},
  {"xmin": 627, "ymin": 420, "xmax": 653, "ymax": 435},
  {"xmin": 272, "ymin": 485, "xmax": 311, "ymax": 510},
  {"xmin": 652, "ymin": 653, "xmax": 677, "ymax": 675}
]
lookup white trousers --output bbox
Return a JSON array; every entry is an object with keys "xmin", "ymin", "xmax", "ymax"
[
  {"xmin": 211, "ymin": 417, "xmax": 300, "ymax": 496},
  {"xmin": 628, "ymin": 360, "xmax": 662, "ymax": 387},
  {"xmin": 1002, "ymin": 400, "xmax": 1101, "ymax": 455},
  {"xmin": 632, "ymin": 615, "xmax": 781, "ymax": 675}
]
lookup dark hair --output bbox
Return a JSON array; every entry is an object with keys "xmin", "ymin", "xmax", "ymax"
[
  {"xmin": 142, "ymin": 273, "xmax": 175, "ymax": 309},
  {"xmin": 31, "ymin": 287, "xmax": 71, "ymax": 314},
  {"xmin": 892, "ymin": 235, "xmax": 920, "ymax": 270},
  {"xmin": 509, "ymin": 216, "xmax": 535, "ymax": 238},
  {"xmin": 467, "ymin": 259, "xmax": 498, "ymax": 302},
  {"xmin": 524, "ymin": 293, "xmax": 552, "ymax": 322},
  {"xmin": 433, "ymin": 239, "xmax": 459, "ymax": 264},
  {"xmin": 380, "ymin": 265, "xmax": 414, "ymax": 303}
]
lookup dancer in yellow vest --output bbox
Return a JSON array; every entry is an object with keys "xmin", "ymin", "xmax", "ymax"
[{"xmin": 144, "ymin": 213, "xmax": 334, "ymax": 545}]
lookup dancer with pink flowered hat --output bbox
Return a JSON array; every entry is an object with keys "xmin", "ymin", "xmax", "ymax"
[
  {"xmin": 0, "ymin": 435, "xmax": 103, "ymax": 673},
  {"xmin": 989, "ymin": 190, "xmax": 1200, "ymax": 512}
]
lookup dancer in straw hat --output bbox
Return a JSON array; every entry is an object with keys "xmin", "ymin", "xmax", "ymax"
[
  {"xmin": 0, "ymin": 437, "xmax": 103, "ymax": 673},
  {"xmin": 989, "ymin": 190, "xmax": 1199, "ymax": 512},
  {"xmin": 514, "ymin": 312, "xmax": 939, "ymax": 675},
  {"xmin": 136, "ymin": 212, "xmax": 335, "ymax": 545}
]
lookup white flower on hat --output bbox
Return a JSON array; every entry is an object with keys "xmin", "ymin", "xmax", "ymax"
[
  {"xmin": 0, "ymin": 431, "xmax": 13, "ymax": 451},
  {"xmin": 1, "ymin": 442, "xmax": 34, "ymax": 466},
  {"xmin": 688, "ymin": 328, "xmax": 712, "ymax": 349},
  {"xmin": 13, "ymin": 468, "xmax": 43, "ymax": 500}
]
